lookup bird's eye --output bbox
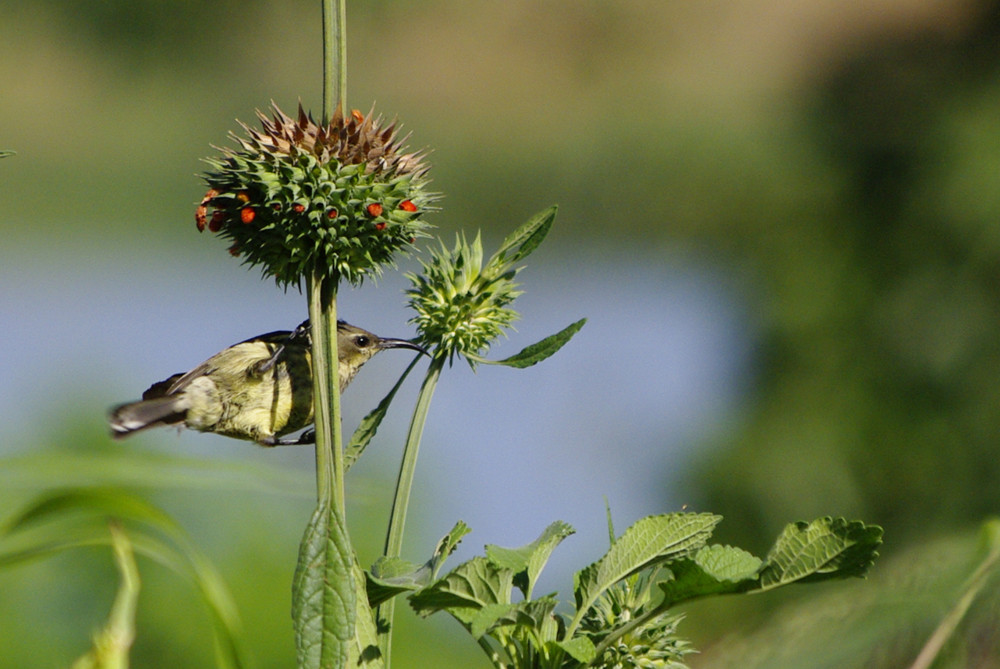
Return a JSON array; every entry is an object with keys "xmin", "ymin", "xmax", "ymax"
[{"xmin": 355, "ymin": 335, "xmax": 370, "ymax": 348}]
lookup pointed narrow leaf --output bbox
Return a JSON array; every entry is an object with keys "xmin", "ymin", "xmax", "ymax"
[
  {"xmin": 70, "ymin": 525, "xmax": 139, "ymax": 669},
  {"xmin": 2, "ymin": 487, "xmax": 181, "ymax": 539},
  {"xmin": 345, "ymin": 356, "xmax": 420, "ymax": 471},
  {"xmin": 0, "ymin": 450, "xmax": 314, "ymax": 499},
  {"xmin": 658, "ymin": 544, "xmax": 762, "ymax": 606},
  {"xmin": 756, "ymin": 517, "xmax": 883, "ymax": 592},
  {"xmin": 572, "ymin": 513, "xmax": 720, "ymax": 629},
  {"xmin": 492, "ymin": 205, "xmax": 558, "ymax": 264},
  {"xmin": 486, "ymin": 520, "xmax": 575, "ymax": 598},
  {"xmin": 292, "ymin": 502, "xmax": 354, "ymax": 669},
  {"xmin": 604, "ymin": 498, "xmax": 616, "ymax": 546},
  {"xmin": 0, "ymin": 489, "xmax": 247, "ymax": 668},
  {"xmin": 471, "ymin": 319, "xmax": 586, "ymax": 369}
]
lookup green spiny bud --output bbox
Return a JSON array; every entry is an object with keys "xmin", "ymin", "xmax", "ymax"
[
  {"xmin": 197, "ymin": 103, "xmax": 435, "ymax": 287},
  {"xmin": 406, "ymin": 232, "xmax": 522, "ymax": 366}
]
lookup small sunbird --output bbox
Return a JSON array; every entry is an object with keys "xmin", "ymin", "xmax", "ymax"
[{"xmin": 109, "ymin": 321, "xmax": 425, "ymax": 446}]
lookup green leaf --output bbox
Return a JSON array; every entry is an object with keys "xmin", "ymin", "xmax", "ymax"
[
  {"xmin": 467, "ymin": 597, "xmax": 559, "ymax": 639},
  {"xmin": 430, "ymin": 520, "xmax": 472, "ymax": 578},
  {"xmin": 468, "ymin": 602, "xmax": 518, "ymax": 640},
  {"xmin": 470, "ymin": 319, "xmax": 586, "ymax": 369},
  {"xmin": 491, "ymin": 205, "xmax": 558, "ymax": 265},
  {"xmin": 292, "ymin": 501, "xmax": 355, "ymax": 669},
  {"xmin": 2, "ymin": 487, "xmax": 180, "ymax": 538},
  {"xmin": 0, "ymin": 488, "xmax": 247, "ymax": 669},
  {"xmin": 0, "ymin": 450, "xmax": 314, "ymax": 499},
  {"xmin": 658, "ymin": 544, "xmax": 762, "ymax": 607},
  {"xmin": 555, "ymin": 636, "xmax": 597, "ymax": 664},
  {"xmin": 366, "ymin": 521, "xmax": 470, "ymax": 608},
  {"xmin": 604, "ymin": 497, "xmax": 616, "ymax": 546},
  {"xmin": 70, "ymin": 525, "xmax": 139, "ymax": 669},
  {"xmin": 409, "ymin": 556, "xmax": 514, "ymax": 627},
  {"xmin": 350, "ymin": 560, "xmax": 385, "ymax": 667},
  {"xmin": 345, "ymin": 355, "xmax": 421, "ymax": 471},
  {"xmin": 366, "ymin": 558, "xmax": 428, "ymax": 608},
  {"xmin": 128, "ymin": 532, "xmax": 246, "ymax": 669},
  {"xmin": 756, "ymin": 517, "xmax": 883, "ymax": 592},
  {"xmin": 571, "ymin": 513, "xmax": 720, "ymax": 633},
  {"xmin": 486, "ymin": 520, "xmax": 575, "ymax": 598}
]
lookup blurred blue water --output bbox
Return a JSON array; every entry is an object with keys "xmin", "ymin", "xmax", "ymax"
[{"xmin": 0, "ymin": 236, "xmax": 753, "ymax": 596}]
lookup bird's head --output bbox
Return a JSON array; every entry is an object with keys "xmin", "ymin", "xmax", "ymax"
[{"xmin": 336, "ymin": 321, "xmax": 426, "ymax": 390}]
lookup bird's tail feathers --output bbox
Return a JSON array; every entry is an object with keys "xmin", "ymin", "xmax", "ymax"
[{"xmin": 108, "ymin": 396, "xmax": 187, "ymax": 439}]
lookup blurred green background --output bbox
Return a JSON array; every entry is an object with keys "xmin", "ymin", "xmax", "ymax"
[{"xmin": 5, "ymin": 1, "xmax": 1000, "ymax": 667}]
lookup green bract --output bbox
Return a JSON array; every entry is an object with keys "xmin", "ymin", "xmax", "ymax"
[{"xmin": 199, "ymin": 103, "xmax": 434, "ymax": 287}]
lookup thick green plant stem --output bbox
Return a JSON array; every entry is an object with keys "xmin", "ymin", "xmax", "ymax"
[
  {"xmin": 307, "ymin": 272, "xmax": 344, "ymax": 510},
  {"xmin": 378, "ymin": 354, "xmax": 445, "ymax": 663},
  {"xmin": 322, "ymin": 0, "xmax": 347, "ymax": 118},
  {"xmin": 314, "ymin": 0, "xmax": 347, "ymax": 511}
]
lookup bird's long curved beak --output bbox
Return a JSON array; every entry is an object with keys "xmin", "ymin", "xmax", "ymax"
[{"xmin": 378, "ymin": 338, "xmax": 429, "ymax": 356}]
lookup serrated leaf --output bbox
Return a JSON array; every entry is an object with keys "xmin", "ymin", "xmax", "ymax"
[
  {"xmin": 492, "ymin": 205, "xmax": 558, "ymax": 265},
  {"xmin": 292, "ymin": 502, "xmax": 354, "ymax": 669},
  {"xmin": 470, "ymin": 319, "xmax": 586, "ymax": 369},
  {"xmin": 756, "ymin": 517, "xmax": 883, "ymax": 592},
  {"xmin": 468, "ymin": 598, "xmax": 559, "ymax": 639},
  {"xmin": 658, "ymin": 544, "xmax": 762, "ymax": 607},
  {"xmin": 694, "ymin": 543, "xmax": 763, "ymax": 581},
  {"xmin": 572, "ymin": 513, "xmax": 720, "ymax": 628},
  {"xmin": 486, "ymin": 520, "xmax": 575, "ymax": 598},
  {"xmin": 409, "ymin": 556, "xmax": 513, "ymax": 627},
  {"xmin": 345, "ymin": 356, "xmax": 421, "ymax": 470},
  {"xmin": 366, "ymin": 521, "xmax": 471, "ymax": 608},
  {"xmin": 431, "ymin": 520, "xmax": 471, "ymax": 578}
]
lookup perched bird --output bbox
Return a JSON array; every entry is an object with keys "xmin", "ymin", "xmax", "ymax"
[{"xmin": 109, "ymin": 321, "xmax": 425, "ymax": 446}]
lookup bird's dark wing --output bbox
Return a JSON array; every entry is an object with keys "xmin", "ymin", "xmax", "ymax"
[
  {"xmin": 163, "ymin": 362, "xmax": 215, "ymax": 395},
  {"xmin": 142, "ymin": 373, "xmax": 185, "ymax": 400},
  {"xmin": 162, "ymin": 329, "xmax": 301, "ymax": 395},
  {"xmin": 235, "ymin": 329, "xmax": 297, "ymax": 346}
]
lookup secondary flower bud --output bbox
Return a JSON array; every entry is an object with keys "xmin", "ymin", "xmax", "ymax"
[{"xmin": 406, "ymin": 233, "xmax": 522, "ymax": 366}]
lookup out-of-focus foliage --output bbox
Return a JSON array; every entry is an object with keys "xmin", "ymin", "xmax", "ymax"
[
  {"xmin": 685, "ymin": 1, "xmax": 1000, "ymax": 550},
  {"xmin": 691, "ymin": 519, "xmax": 1000, "ymax": 669},
  {"xmin": 0, "ymin": 432, "xmax": 484, "ymax": 668},
  {"xmin": 6, "ymin": 0, "xmax": 1000, "ymax": 666}
]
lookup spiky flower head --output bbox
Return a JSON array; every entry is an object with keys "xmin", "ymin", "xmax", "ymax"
[
  {"xmin": 197, "ymin": 102, "xmax": 434, "ymax": 287},
  {"xmin": 582, "ymin": 572, "xmax": 693, "ymax": 669},
  {"xmin": 406, "ymin": 232, "xmax": 522, "ymax": 366}
]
